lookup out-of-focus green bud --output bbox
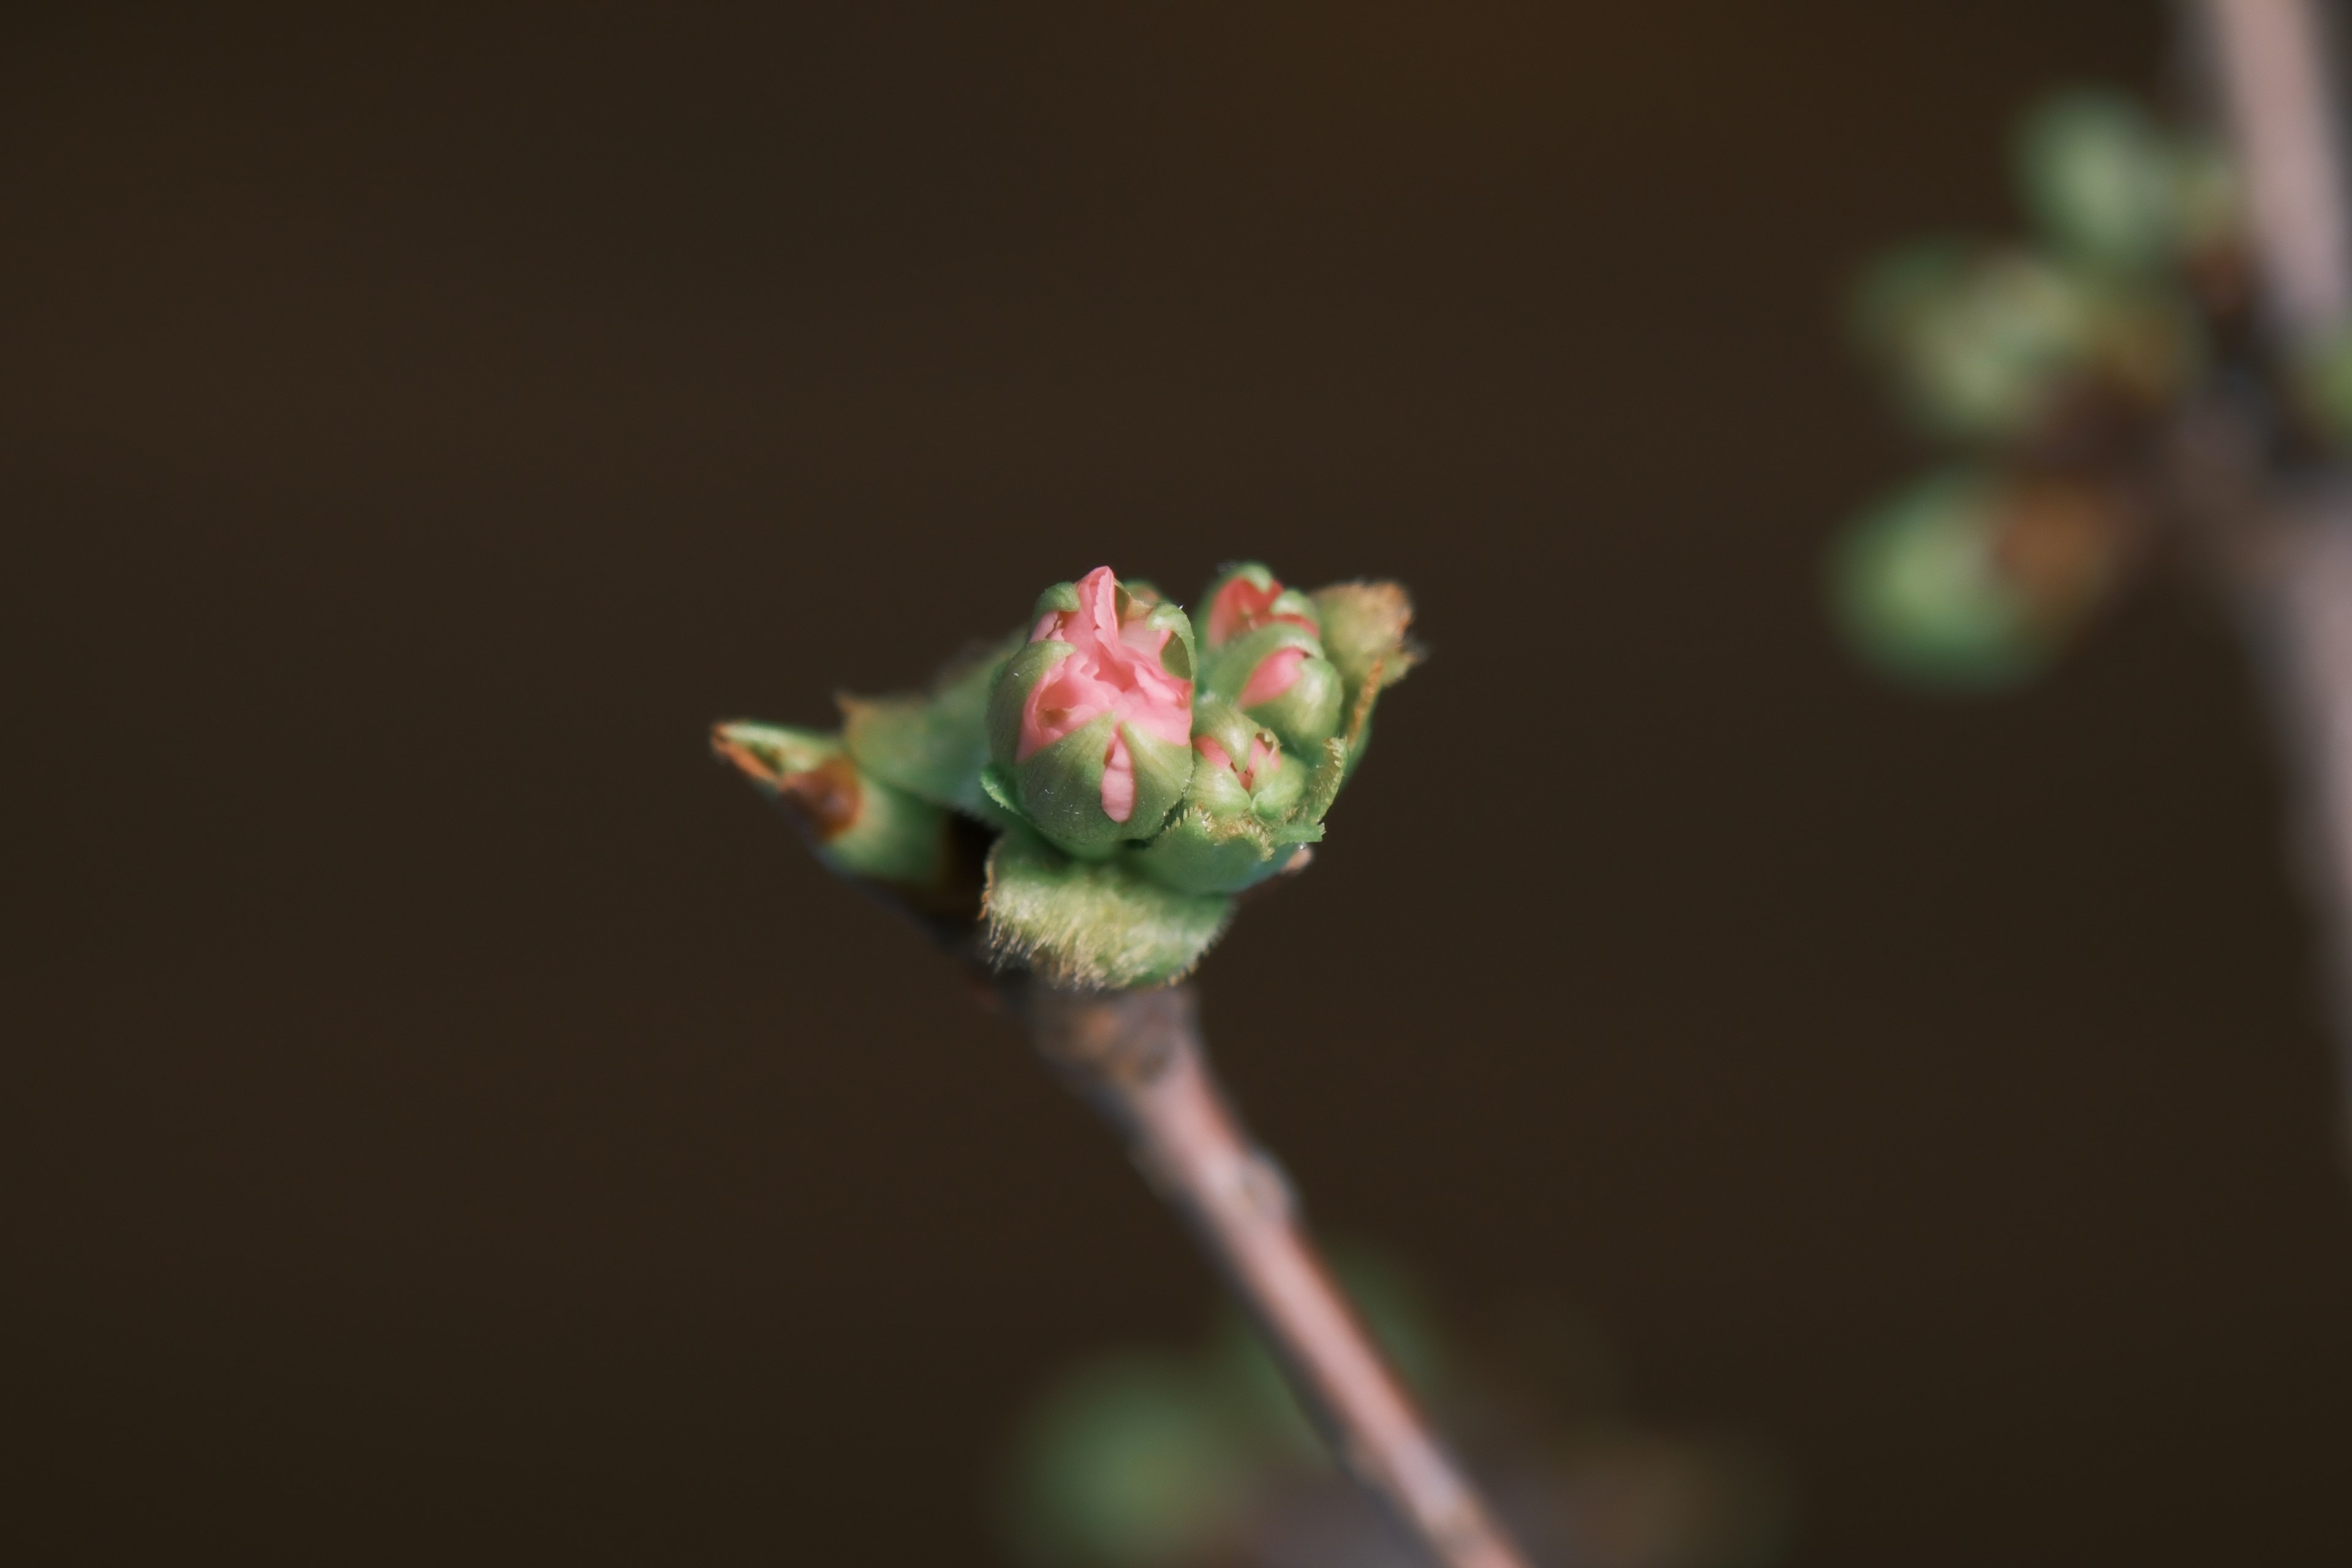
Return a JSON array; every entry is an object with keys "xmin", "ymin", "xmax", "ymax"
[
  {"xmin": 2016, "ymin": 90, "xmax": 2182, "ymax": 273},
  {"xmin": 986, "ymin": 567, "xmax": 1197, "ymax": 860},
  {"xmin": 984, "ymin": 826, "xmax": 1232, "ymax": 990},
  {"xmin": 1309, "ymin": 579, "xmax": 1420, "ymax": 771},
  {"xmin": 1853, "ymin": 243, "xmax": 2105, "ymax": 440},
  {"xmin": 1002, "ymin": 1348, "xmax": 1262, "ymax": 1568},
  {"xmin": 1854, "ymin": 241, "xmax": 2196, "ymax": 439},
  {"xmin": 2170, "ymin": 134, "xmax": 2243, "ymax": 258},
  {"xmin": 1133, "ymin": 698, "xmax": 1321, "ymax": 896},
  {"xmin": 840, "ymin": 631, "xmax": 1023, "ymax": 823},
  {"xmin": 710, "ymin": 722, "xmax": 950, "ymax": 885},
  {"xmin": 1831, "ymin": 467, "xmax": 2124, "ymax": 690},
  {"xmin": 2296, "ymin": 330, "xmax": 2352, "ymax": 447}
]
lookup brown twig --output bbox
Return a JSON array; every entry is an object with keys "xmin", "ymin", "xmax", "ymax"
[
  {"xmin": 1025, "ymin": 984, "xmax": 1533, "ymax": 1568},
  {"xmin": 2195, "ymin": 0, "xmax": 2352, "ymax": 1147}
]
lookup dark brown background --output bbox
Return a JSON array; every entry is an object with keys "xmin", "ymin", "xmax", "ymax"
[{"xmin": 10, "ymin": 1, "xmax": 2352, "ymax": 1562}]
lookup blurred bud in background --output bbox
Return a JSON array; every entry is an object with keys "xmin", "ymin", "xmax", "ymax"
[
  {"xmin": 1831, "ymin": 467, "xmax": 2129, "ymax": 691},
  {"xmin": 2015, "ymin": 89, "xmax": 2231, "ymax": 276},
  {"xmin": 1852, "ymin": 241, "xmax": 2199, "ymax": 444},
  {"xmin": 997, "ymin": 1246, "xmax": 1787, "ymax": 1568}
]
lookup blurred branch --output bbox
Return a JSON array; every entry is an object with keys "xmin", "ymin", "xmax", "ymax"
[
  {"xmin": 2204, "ymin": 0, "xmax": 2352, "ymax": 337},
  {"xmin": 2196, "ymin": 0, "xmax": 2352, "ymax": 1147},
  {"xmin": 1025, "ymin": 984, "xmax": 1532, "ymax": 1568}
]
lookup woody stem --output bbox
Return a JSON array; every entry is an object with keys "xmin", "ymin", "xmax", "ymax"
[
  {"xmin": 1025, "ymin": 984, "xmax": 1533, "ymax": 1568},
  {"xmin": 2196, "ymin": 0, "xmax": 2352, "ymax": 1159}
]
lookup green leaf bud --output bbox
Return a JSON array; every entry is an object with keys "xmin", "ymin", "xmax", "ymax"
[
  {"xmin": 2016, "ymin": 89, "xmax": 2181, "ymax": 273},
  {"xmin": 2296, "ymin": 330, "xmax": 2352, "ymax": 447},
  {"xmin": 1852, "ymin": 242, "xmax": 2107, "ymax": 441},
  {"xmin": 711, "ymin": 721, "xmax": 950, "ymax": 885},
  {"xmin": 1830, "ymin": 467, "xmax": 2125, "ymax": 691},
  {"xmin": 839, "ymin": 631, "xmax": 1023, "ymax": 823}
]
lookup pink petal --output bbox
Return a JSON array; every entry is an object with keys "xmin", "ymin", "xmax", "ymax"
[
  {"xmin": 1100, "ymin": 728, "xmax": 1136, "ymax": 822},
  {"xmin": 1238, "ymin": 646, "xmax": 1306, "ymax": 709},
  {"xmin": 1017, "ymin": 567, "xmax": 1196, "ymax": 801},
  {"xmin": 1207, "ymin": 575, "xmax": 1282, "ymax": 647}
]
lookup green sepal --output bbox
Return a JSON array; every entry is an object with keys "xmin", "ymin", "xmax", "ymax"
[
  {"xmin": 983, "ymin": 827, "xmax": 1234, "ymax": 990},
  {"xmin": 1032, "ymin": 715, "xmax": 1193, "ymax": 858},
  {"xmin": 1188, "ymin": 695, "xmax": 1306, "ymax": 823},
  {"xmin": 1297, "ymin": 737, "xmax": 1348, "ymax": 825},
  {"xmin": 712, "ymin": 721, "xmax": 951, "ymax": 886},
  {"xmin": 1201, "ymin": 621, "xmax": 1343, "ymax": 754},
  {"xmin": 1025, "ymin": 579, "xmax": 1199, "ymax": 687},
  {"xmin": 1194, "ymin": 562, "xmax": 1321, "ymax": 651},
  {"xmin": 840, "ymin": 631, "xmax": 1023, "ymax": 823},
  {"xmin": 1133, "ymin": 807, "xmax": 1314, "ymax": 895},
  {"xmin": 987, "ymin": 639, "xmax": 1071, "ymax": 766},
  {"xmin": 988, "ymin": 639, "xmax": 1194, "ymax": 857},
  {"xmin": 1030, "ymin": 579, "xmax": 1084, "ymax": 622},
  {"xmin": 1139, "ymin": 600, "xmax": 1198, "ymax": 685},
  {"xmin": 978, "ymin": 763, "xmax": 1022, "ymax": 818},
  {"xmin": 1131, "ymin": 699, "xmax": 1318, "ymax": 895}
]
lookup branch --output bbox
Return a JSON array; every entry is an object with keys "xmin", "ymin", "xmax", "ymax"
[
  {"xmin": 2201, "ymin": 0, "xmax": 2352, "ymax": 341},
  {"xmin": 2196, "ymin": 0, "xmax": 2352, "ymax": 1136},
  {"xmin": 1025, "ymin": 984, "xmax": 1533, "ymax": 1568}
]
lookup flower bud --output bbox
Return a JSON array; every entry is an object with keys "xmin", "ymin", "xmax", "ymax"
[
  {"xmin": 1195, "ymin": 564, "xmax": 1344, "ymax": 754},
  {"xmin": 1309, "ymin": 579, "xmax": 1420, "ymax": 771},
  {"xmin": 710, "ymin": 721, "xmax": 949, "ymax": 885},
  {"xmin": 1134, "ymin": 697, "xmax": 1317, "ymax": 895},
  {"xmin": 1831, "ymin": 467, "xmax": 2125, "ymax": 690},
  {"xmin": 986, "ymin": 566, "xmax": 1197, "ymax": 858},
  {"xmin": 1853, "ymin": 243, "xmax": 2099, "ymax": 440},
  {"xmin": 2016, "ymin": 90, "xmax": 2181, "ymax": 274}
]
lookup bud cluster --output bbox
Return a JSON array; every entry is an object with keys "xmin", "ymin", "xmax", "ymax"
[
  {"xmin": 716, "ymin": 563, "xmax": 1417, "ymax": 988},
  {"xmin": 1831, "ymin": 88, "xmax": 2332, "ymax": 688}
]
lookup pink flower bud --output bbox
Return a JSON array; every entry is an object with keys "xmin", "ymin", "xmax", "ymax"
[
  {"xmin": 1204, "ymin": 567, "xmax": 1318, "ymax": 649},
  {"xmin": 1193, "ymin": 731, "xmax": 1281, "ymax": 793},
  {"xmin": 997, "ymin": 564, "xmax": 1194, "ymax": 846}
]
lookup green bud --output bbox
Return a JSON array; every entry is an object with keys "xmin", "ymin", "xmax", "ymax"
[
  {"xmin": 1309, "ymin": 579, "xmax": 1419, "ymax": 772},
  {"xmin": 1005, "ymin": 1349, "xmax": 1261, "ymax": 1568},
  {"xmin": 1831, "ymin": 467, "xmax": 2124, "ymax": 691},
  {"xmin": 711, "ymin": 722, "xmax": 950, "ymax": 885},
  {"xmin": 1853, "ymin": 242, "xmax": 2105, "ymax": 440},
  {"xmin": 2170, "ymin": 135, "xmax": 2242, "ymax": 258},
  {"xmin": 2297, "ymin": 330, "xmax": 2352, "ymax": 447},
  {"xmin": 839, "ymin": 631, "xmax": 1023, "ymax": 824},
  {"xmin": 2016, "ymin": 90, "xmax": 2181, "ymax": 273},
  {"xmin": 1196, "ymin": 621, "xmax": 1341, "ymax": 755},
  {"xmin": 1132, "ymin": 698, "xmax": 1318, "ymax": 895},
  {"xmin": 1193, "ymin": 562, "xmax": 1321, "ymax": 649}
]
